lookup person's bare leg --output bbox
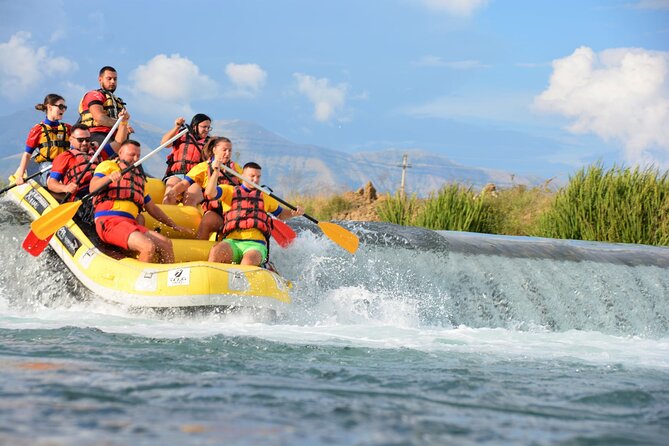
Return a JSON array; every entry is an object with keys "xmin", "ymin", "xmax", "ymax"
[
  {"xmin": 183, "ymin": 183, "xmax": 204, "ymax": 207},
  {"xmin": 208, "ymin": 241, "xmax": 233, "ymax": 263},
  {"xmin": 127, "ymin": 231, "xmax": 157, "ymax": 262},
  {"xmin": 241, "ymin": 249, "xmax": 263, "ymax": 266},
  {"xmin": 196, "ymin": 211, "xmax": 224, "ymax": 240},
  {"xmin": 145, "ymin": 231, "xmax": 175, "ymax": 263},
  {"xmin": 162, "ymin": 176, "xmax": 182, "ymax": 205}
]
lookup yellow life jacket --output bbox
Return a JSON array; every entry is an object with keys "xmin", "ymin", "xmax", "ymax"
[
  {"xmin": 34, "ymin": 123, "xmax": 69, "ymax": 163},
  {"xmin": 78, "ymin": 89, "xmax": 126, "ymax": 131}
]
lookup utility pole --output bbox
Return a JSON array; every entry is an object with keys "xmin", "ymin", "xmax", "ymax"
[{"xmin": 398, "ymin": 153, "xmax": 412, "ymax": 197}]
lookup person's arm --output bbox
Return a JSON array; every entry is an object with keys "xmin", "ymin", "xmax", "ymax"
[
  {"xmin": 88, "ymin": 102, "xmax": 118, "ymax": 128},
  {"xmin": 204, "ymin": 165, "xmax": 221, "ymax": 199},
  {"xmin": 89, "ymin": 163, "xmax": 120, "ymax": 191},
  {"xmin": 109, "ymin": 110, "xmax": 131, "ymax": 153},
  {"xmin": 13, "ymin": 152, "xmax": 32, "ymax": 185},
  {"xmin": 46, "ymin": 155, "xmax": 78, "ymax": 194},
  {"xmin": 163, "ymin": 178, "xmax": 191, "ymax": 202},
  {"xmin": 160, "ymin": 117, "xmax": 185, "ymax": 144},
  {"xmin": 277, "ymin": 205, "xmax": 305, "ymax": 220}
]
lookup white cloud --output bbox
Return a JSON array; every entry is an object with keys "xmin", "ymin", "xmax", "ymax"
[
  {"xmin": 0, "ymin": 31, "xmax": 77, "ymax": 100},
  {"xmin": 421, "ymin": 0, "xmax": 489, "ymax": 16},
  {"xmin": 534, "ymin": 46, "xmax": 669, "ymax": 167},
  {"xmin": 294, "ymin": 73, "xmax": 348, "ymax": 122},
  {"xmin": 130, "ymin": 54, "xmax": 217, "ymax": 103},
  {"xmin": 225, "ymin": 63, "xmax": 267, "ymax": 98}
]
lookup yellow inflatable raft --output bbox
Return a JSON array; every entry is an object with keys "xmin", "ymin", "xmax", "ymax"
[{"xmin": 6, "ymin": 175, "xmax": 292, "ymax": 311}]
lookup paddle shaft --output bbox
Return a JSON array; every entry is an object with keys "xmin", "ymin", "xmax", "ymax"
[
  {"xmin": 61, "ymin": 116, "xmax": 124, "ymax": 203},
  {"xmin": 28, "ymin": 129, "xmax": 187, "ymax": 241},
  {"xmin": 0, "ymin": 165, "xmax": 52, "ymax": 195},
  {"xmin": 217, "ymin": 163, "xmax": 318, "ymax": 224},
  {"xmin": 80, "ymin": 128, "xmax": 188, "ymax": 203}
]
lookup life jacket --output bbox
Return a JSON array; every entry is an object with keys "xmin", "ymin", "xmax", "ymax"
[
  {"xmin": 62, "ymin": 149, "xmax": 98, "ymax": 191},
  {"xmin": 78, "ymin": 89, "xmax": 126, "ymax": 131},
  {"xmin": 34, "ymin": 123, "xmax": 69, "ymax": 162},
  {"xmin": 201, "ymin": 160, "xmax": 241, "ymax": 213},
  {"xmin": 220, "ymin": 186, "xmax": 273, "ymax": 240},
  {"xmin": 93, "ymin": 161, "xmax": 146, "ymax": 212},
  {"xmin": 164, "ymin": 135, "xmax": 208, "ymax": 177}
]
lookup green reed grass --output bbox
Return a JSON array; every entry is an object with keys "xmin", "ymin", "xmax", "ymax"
[
  {"xmin": 539, "ymin": 164, "xmax": 669, "ymax": 245},
  {"xmin": 413, "ymin": 184, "xmax": 493, "ymax": 232},
  {"xmin": 376, "ymin": 192, "xmax": 418, "ymax": 225}
]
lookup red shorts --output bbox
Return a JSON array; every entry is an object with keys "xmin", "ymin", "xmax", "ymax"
[{"xmin": 95, "ymin": 216, "xmax": 148, "ymax": 250}]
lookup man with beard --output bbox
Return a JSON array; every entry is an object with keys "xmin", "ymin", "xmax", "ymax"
[{"xmin": 78, "ymin": 66, "xmax": 133, "ymax": 145}]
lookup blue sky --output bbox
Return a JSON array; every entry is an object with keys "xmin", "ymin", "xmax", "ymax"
[{"xmin": 1, "ymin": 0, "xmax": 668, "ymax": 179}]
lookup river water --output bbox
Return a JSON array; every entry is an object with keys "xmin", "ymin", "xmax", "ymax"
[{"xmin": 1, "ymin": 200, "xmax": 667, "ymax": 445}]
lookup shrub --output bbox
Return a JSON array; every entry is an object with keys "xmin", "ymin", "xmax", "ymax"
[
  {"xmin": 538, "ymin": 164, "xmax": 669, "ymax": 245},
  {"xmin": 413, "ymin": 184, "xmax": 494, "ymax": 232},
  {"xmin": 376, "ymin": 192, "xmax": 418, "ymax": 225}
]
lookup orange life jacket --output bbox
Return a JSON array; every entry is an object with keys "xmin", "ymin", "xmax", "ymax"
[
  {"xmin": 35, "ymin": 123, "xmax": 69, "ymax": 162},
  {"xmin": 201, "ymin": 160, "xmax": 241, "ymax": 213},
  {"xmin": 61, "ymin": 149, "xmax": 99, "ymax": 198},
  {"xmin": 93, "ymin": 162, "xmax": 146, "ymax": 211},
  {"xmin": 220, "ymin": 186, "xmax": 273, "ymax": 239},
  {"xmin": 164, "ymin": 135, "xmax": 209, "ymax": 177}
]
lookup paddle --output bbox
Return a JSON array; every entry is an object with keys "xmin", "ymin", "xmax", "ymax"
[
  {"xmin": 22, "ymin": 118, "xmax": 125, "ymax": 255},
  {"xmin": 0, "ymin": 165, "xmax": 52, "ymax": 195},
  {"xmin": 217, "ymin": 163, "xmax": 359, "ymax": 254},
  {"xmin": 181, "ymin": 124, "xmax": 297, "ymax": 247},
  {"xmin": 270, "ymin": 217, "xmax": 296, "ymax": 248},
  {"xmin": 217, "ymin": 159, "xmax": 296, "ymax": 247},
  {"xmin": 29, "ymin": 129, "xmax": 188, "ymax": 241}
]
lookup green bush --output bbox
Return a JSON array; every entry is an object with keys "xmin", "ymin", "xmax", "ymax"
[
  {"xmin": 486, "ymin": 184, "xmax": 555, "ymax": 236},
  {"xmin": 538, "ymin": 164, "xmax": 669, "ymax": 245},
  {"xmin": 376, "ymin": 192, "xmax": 418, "ymax": 225},
  {"xmin": 414, "ymin": 184, "xmax": 494, "ymax": 232}
]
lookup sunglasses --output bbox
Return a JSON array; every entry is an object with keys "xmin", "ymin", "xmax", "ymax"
[
  {"xmin": 73, "ymin": 137, "xmax": 91, "ymax": 143},
  {"xmin": 54, "ymin": 104, "xmax": 68, "ymax": 111}
]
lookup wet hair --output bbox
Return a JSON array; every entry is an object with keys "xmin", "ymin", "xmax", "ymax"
[
  {"xmin": 70, "ymin": 123, "xmax": 90, "ymax": 133},
  {"xmin": 35, "ymin": 93, "xmax": 65, "ymax": 112},
  {"xmin": 202, "ymin": 136, "xmax": 232, "ymax": 160},
  {"xmin": 121, "ymin": 139, "xmax": 141, "ymax": 149},
  {"xmin": 243, "ymin": 162, "xmax": 261, "ymax": 170},
  {"xmin": 190, "ymin": 113, "xmax": 212, "ymax": 138},
  {"xmin": 99, "ymin": 66, "xmax": 117, "ymax": 76}
]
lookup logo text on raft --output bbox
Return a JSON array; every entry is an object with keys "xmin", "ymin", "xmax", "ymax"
[{"xmin": 168, "ymin": 268, "xmax": 190, "ymax": 286}]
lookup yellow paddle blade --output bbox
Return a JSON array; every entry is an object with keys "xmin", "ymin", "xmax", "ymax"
[
  {"xmin": 317, "ymin": 221, "xmax": 359, "ymax": 254},
  {"xmin": 30, "ymin": 201, "xmax": 82, "ymax": 240}
]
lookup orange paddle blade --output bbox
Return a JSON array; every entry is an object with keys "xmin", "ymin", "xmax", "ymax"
[
  {"xmin": 30, "ymin": 201, "xmax": 82, "ymax": 240},
  {"xmin": 317, "ymin": 221, "xmax": 359, "ymax": 254}
]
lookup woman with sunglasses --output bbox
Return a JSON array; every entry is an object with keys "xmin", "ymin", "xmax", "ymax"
[{"xmin": 14, "ymin": 94, "xmax": 72, "ymax": 185}]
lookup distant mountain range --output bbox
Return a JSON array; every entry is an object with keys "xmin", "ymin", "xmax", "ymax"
[{"xmin": 0, "ymin": 109, "xmax": 544, "ymax": 195}]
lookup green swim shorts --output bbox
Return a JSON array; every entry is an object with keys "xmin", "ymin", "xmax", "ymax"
[{"xmin": 223, "ymin": 239, "xmax": 268, "ymax": 263}]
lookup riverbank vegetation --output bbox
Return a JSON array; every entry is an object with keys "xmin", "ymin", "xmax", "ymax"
[{"xmin": 294, "ymin": 164, "xmax": 669, "ymax": 247}]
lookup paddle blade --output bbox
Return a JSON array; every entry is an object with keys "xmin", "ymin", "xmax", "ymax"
[
  {"xmin": 22, "ymin": 231, "xmax": 53, "ymax": 256},
  {"xmin": 271, "ymin": 219, "xmax": 297, "ymax": 248},
  {"xmin": 317, "ymin": 221, "xmax": 359, "ymax": 254},
  {"xmin": 30, "ymin": 201, "xmax": 82, "ymax": 240}
]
